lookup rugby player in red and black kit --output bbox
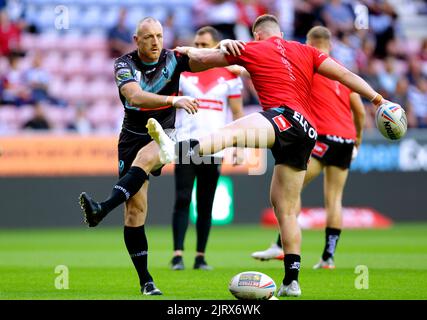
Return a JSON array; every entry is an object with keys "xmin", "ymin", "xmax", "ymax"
[
  {"xmin": 251, "ymin": 26, "xmax": 366, "ymax": 269},
  {"xmin": 80, "ymin": 14, "xmax": 395, "ymax": 297},
  {"xmin": 78, "ymin": 17, "xmax": 236, "ymax": 296}
]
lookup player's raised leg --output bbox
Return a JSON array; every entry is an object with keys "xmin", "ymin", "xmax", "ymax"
[
  {"xmin": 147, "ymin": 113, "xmax": 275, "ymax": 164},
  {"xmin": 313, "ymin": 165, "xmax": 348, "ymax": 269},
  {"xmin": 79, "ymin": 141, "xmax": 163, "ymax": 227},
  {"xmin": 271, "ymin": 165, "xmax": 305, "ymax": 297}
]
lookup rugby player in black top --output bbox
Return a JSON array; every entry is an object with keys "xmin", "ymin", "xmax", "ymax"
[{"xmin": 78, "ymin": 17, "xmax": 220, "ymax": 296}]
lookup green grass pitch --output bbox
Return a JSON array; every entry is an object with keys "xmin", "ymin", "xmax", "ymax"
[{"xmin": 1, "ymin": 223, "xmax": 426, "ymax": 300}]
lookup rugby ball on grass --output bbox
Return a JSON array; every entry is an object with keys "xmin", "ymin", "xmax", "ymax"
[
  {"xmin": 228, "ymin": 271, "xmax": 276, "ymax": 300},
  {"xmin": 375, "ymin": 102, "xmax": 407, "ymax": 140}
]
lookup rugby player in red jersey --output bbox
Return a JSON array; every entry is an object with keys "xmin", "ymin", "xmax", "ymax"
[
  {"xmin": 251, "ymin": 26, "xmax": 366, "ymax": 269},
  {"xmin": 80, "ymin": 14, "xmax": 395, "ymax": 297}
]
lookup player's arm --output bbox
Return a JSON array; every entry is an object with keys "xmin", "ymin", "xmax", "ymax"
[
  {"xmin": 229, "ymin": 96, "xmax": 244, "ymax": 120},
  {"xmin": 317, "ymin": 58, "xmax": 386, "ymax": 107},
  {"xmin": 175, "ymin": 40, "xmax": 246, "ymax": 72},
  {"xmin": 349, "ymin": 92, "xmax": 365, "ymax": 148},
  {"xmin": 120, "ymin": 82, "xmax": 198, "ymax": 114}
]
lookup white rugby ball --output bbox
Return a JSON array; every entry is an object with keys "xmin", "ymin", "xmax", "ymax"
[
  {"xmin": 228, "ymin": 271, "xmax": 276, "ymax": 300},
  {"xmin": 375, "ymin": 102, "xmax": 407, "ymax": 140}
]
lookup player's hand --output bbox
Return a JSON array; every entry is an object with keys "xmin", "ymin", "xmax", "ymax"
[
  {"xmin": 352, "ymin": 146, "xmax": 358, "ymax": 160},
  {"xmin": 173, "ymin": 46, "xmax": 191, "ymax": 55},
  {"xmin": 355, "ymin": 134, "xmax": 362, "ymax": 149},
  {"xmin": 173, "ymin": 96, "xmax": 199, "ymax": 114},
  {"xmin": 219, "ymin": 39, "xmax": 246, "ymax": 56}
]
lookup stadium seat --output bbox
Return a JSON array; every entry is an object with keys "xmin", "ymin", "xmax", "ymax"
[
  {"xmin": 80, "ymin": 6, "xmax": 103, "ymax": 31},
  {"xmin": 86, "ymin": 100, "xmax": 116, "ymax": 129},
  {"xmin": 0, "ymin": 105, "xmax": 19, "ymax": 132},
  {"xmin": 48, "ymin": 76, "xmax": 67, "ymax": 98},
  {"xmin": 61, "ymin": 76, "xmax": 89, "ymax": 104},
  {"xmin": 42, "ymin": 52, "xmax": 63, "ymax": 74},
  {"xmin": 15, "ymin": 105, "xmax": 36, "ymax": 128},
  {"xmin": 62, "ymin": 51, "xmax": 86, "ymax": 77}
]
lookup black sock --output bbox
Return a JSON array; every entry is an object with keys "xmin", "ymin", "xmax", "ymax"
[
  {"xmin": 100, "ymin": 166, "xmax": 148, "ymax": 214},
  {"xmin": 172, "ymin": 201, "xmax": 190, "ymax": 252},
  {"xmin": 176, "ymin": 139, "xmax": 200, "ymax": 164},
  {"xmin": 276, "ymin": 234, "xmax": 282, "ymax": 248},
  {"xmin": 283, "ymin": 254, "xmax": 301, "ymax": 285},
  {"xmin": 322, "ymin": 227, "xmax": 341, "ymax": 261},
  {"xmin": 124, "ymin": 225, "xmax": 152, "ymax": 286}
]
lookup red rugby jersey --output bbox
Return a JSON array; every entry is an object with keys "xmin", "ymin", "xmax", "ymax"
[
  {"xmin": 311, "ymin": 74, "xmax": 356, "ymax": 139},
  {"xmin": 225, "ymin": 36, "xmax": 328, "ymax": 126}
]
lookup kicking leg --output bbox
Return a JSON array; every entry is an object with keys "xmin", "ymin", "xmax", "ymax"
[
  {"xmin": 146, "ymin": 113, "xmax": 275, "ymax": 164},
  {"xmin": 79, "ymin": 141, "xmax": 163, "ymax": 227}
]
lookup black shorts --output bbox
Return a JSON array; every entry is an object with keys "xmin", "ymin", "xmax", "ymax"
[
  {"xmin": 311, "ymin": 135, "xmax": 355, "ymax": 169},
  {"xmin": 117, "ymin": 127, "xmax": 176, "ymax": 178},
  {"xmin": 260, "ymin": 107, "xmax": 317, "ymax": 170}
]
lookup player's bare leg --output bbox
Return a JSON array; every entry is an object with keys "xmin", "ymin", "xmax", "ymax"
[
  {"xmin": 147, "ymin": 113, "xmax": 275, "ymax": 164},
  {"xmin": 323, "ymin": 166, "xmax": 348, "ymax": 229},
  {"xmin": 313, "ymin": 166, "xmax": 348, "ymax": 269},
  {"xmin": 251, "ymin": 158, "xmax": 323, "ymax": 261},
  {"xmin": 270, "ymin": 164, "xmax": 305, "ymax": 297},
  {"xmin": 198, "ymin": 113, "xmax": 276, "ymax": 155}
]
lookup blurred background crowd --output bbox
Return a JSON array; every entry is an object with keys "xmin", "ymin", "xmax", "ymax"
[{"xmin": 0, "ymin": 0, "xmax": 426, "ymax": 134}]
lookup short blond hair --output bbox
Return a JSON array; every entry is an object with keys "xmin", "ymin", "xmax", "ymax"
[{"xmin": 306, "ymin": 26, "xmax": 332, "ymax": 41}]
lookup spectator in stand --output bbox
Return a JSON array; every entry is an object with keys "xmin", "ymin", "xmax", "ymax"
[
  {"xmin": 22, "ymin": 102, "xmax": 50, "ymax": 130},
  {"xmin": 419, "ymin": 39, "xmax": 427, "ymax": 62},
  {"xmin": 2, "ymin": 53, "xmax": 31, "ymax": 106},
  {"xmin": 359, "ymin": 59, "xmax": 382, "ymax": 128},
  {"xmin": 24, "ymin": 52, "xmax": 67, "ymax": 107},
  {"xmin": 162, "ymin": 13, "xmax": 177, "ymax": 49},
  {"xmin": 0, "ymin": 9, "xmax": 22, "ymax": 57},
  {"xmin": 406, "ymin": 57, "xmax": 425, "ymax": 85},
  {"xmin": 377, "ymin": 56, "xmax": 399, "ymax": 97},
  {"xmin": 67, "ymin": 106, "xmax": 92, "ymax": 134},
  {"xmin": 236, "ymin": 0, "xmax": 268, "ymax": 35},
  {"xmin": 322, "ymin": 0, "xmax": 354, "ymax": 34},
  {"xmin": 193, "ymin": 0, "xmax": 238, "ymax": 39},
  {"xmin": 107, "ymin": 8, "xmax": 133, "ymax": 58},
  {"xmin": 293, "ymin": 0, "xmax": 326, "ymax": 43},
  {"xmin": 363, "ymin": 0, "xmax": 398, "ymax": 59},
  {"xmin": 356, "ymin": 36, "xmax": 376, "ymax": 74},
  {"xmin": 332, "ymin": 31, "xmax": 358, "ymax": 72},
  {"xmin": 408, "ymin": 76, "xmax": 427, "ymax": 128},
  {"xmin": 391, "ymin": 77, "xmax": 416, "ymax": 128}
]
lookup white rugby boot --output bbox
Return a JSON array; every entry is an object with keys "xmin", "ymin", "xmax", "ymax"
[
  {"xmin": 313, "ymin": 257, "xmax": 335, "ymax": 269},
  {"xmin": 251, "ymin": 243, "xmax": 284, "ymax": 261},
  {"xmin": 277, "ymin": 280, "xmax": 301, "ymax": 297},
  {"xmin": 146, "ymin": 118, "xmax": 176, "ymax": 164}
]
